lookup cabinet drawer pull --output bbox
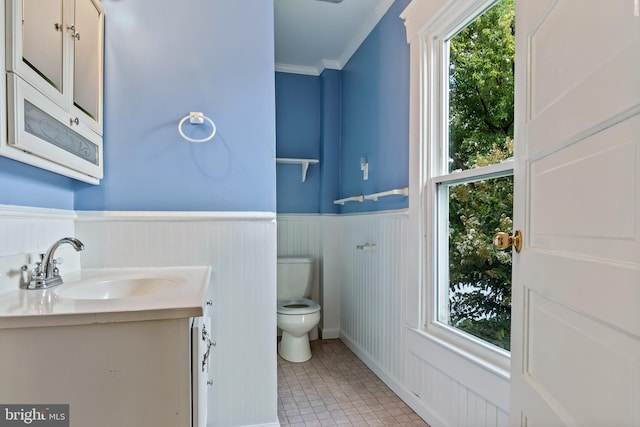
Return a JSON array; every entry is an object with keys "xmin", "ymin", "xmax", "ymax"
[
  {"xmin": 202, "ymin": 337, "xmax": 215, "ymax": 372},
  {"xmin": 70, "ymin": 117, "xmax": 79, "ymax": 126}
]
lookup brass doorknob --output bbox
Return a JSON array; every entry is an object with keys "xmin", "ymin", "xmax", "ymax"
[{"xmin": 493, "ymin": 230, "xmax": 522, "ymax": 253}]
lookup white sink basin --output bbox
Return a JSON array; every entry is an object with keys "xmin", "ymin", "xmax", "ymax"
[
  {"xmin": 57, "ymin": 277, "xmax": 181, "ymax": 300},
  {"xmin": 0, "ymin": 266, "xmax": 211, "ymax": 325}
]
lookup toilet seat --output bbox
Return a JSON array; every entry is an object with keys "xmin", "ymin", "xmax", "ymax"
[{"xmin": 277, "ymin": 298, "xmax": 320, "ymax": 315}]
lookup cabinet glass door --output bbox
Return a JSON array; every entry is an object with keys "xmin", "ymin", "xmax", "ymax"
[
  {"xmin": 22, "ymin": 0, "xmax": 64, "ymax": 93},
  {"xmin": 73, "ymin": 0, "xmax": 103, "ymax": 123}
]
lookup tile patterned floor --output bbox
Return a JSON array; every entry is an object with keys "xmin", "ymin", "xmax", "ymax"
[{"xmin": 277, "ymin": 339, "xmax": 430, "ymax": 427}]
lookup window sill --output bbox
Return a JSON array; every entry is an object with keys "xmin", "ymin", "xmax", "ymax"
[{"xmin": 408, "ymin": 324, "xmax": 511, "ymax": 381}]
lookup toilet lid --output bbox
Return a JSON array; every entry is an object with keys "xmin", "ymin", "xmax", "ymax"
[{"xmin": 277, "ymin": 298, "xmax": 321, "ymax": 315}]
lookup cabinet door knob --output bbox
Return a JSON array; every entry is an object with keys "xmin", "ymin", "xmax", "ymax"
[{"xmin": 70, "ymin": 117, "xmax": 79, "ymax": 126}]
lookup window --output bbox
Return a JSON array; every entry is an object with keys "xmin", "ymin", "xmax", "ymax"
[{"xmin": 426, "ymin": 0, "xmax": 515, "ymax": 356}]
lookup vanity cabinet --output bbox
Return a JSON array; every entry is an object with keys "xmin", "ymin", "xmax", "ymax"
[
  {"xmin": 0, "ymin": 319, "xmax": 194, "ymax": 426},
  {"xmin": 2, "ymin": 0, "xmax": 104, "ymax": 183},
  {"xmin": 0, "ymin": 265, "xmax": 213, "ymax": 426}
]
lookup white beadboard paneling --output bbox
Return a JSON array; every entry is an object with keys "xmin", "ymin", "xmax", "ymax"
[
  {"xmin": 400, "ymin": 336, "xmax": 510, "ymax": 427},
  {"xmin": 405, "ymin": 325, "xmax": 509, "ymax": 426},
  {"xmin": 60, "ymin": 207, "xmax": 513, "ymax": 427},
  {"xmin": 0, "ymin": 205, "xmax": 77, "ymax": 256},
  {"xmin": 320, "ymin": 215, "xmax": 341, "ymax": 339},
  {"xmin": 276, "ymin": 214, "xmax": 322, "ymax": 259},
  {"xmin": 336, "ymin": 210, "xmax": 509, "ymax": 427},
  {"xmin": 276, "ymin": 214, "xmax": 325, "ymax": 338},
  {"xmin": 75, "ymin": 211, "xmax": 278, "ymax": 427},
  {"xmin": 338, "ymin": 211, "xmax": 409, "ymax": 382}
]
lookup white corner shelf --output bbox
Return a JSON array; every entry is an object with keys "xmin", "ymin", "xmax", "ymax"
[
  {"xmin": 276, "ymin": 158, "xmax": 319, "ymax": 182},
  {"xmin": 333, "ymin": 187, "xmax": 409, "ymax": 206}
]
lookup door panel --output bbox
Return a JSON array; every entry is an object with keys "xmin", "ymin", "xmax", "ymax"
[
  {"xmin": 524, "ymin": 252, "xmax": 640, "ymax": 337},
  {"xmin": 526, "ymin": 290, "xmax": 640, "ymax": 425},
  {"xmin": 22, "ymin": 0, "xmax": 65, "ymax": 92},
  {"xmin": 73, "ymin": 0, "xmax": 103, "ymax": 121},
  {"xmin": 529, "ymin": 115, "xmax": 639, "ymax": 261},
  {"xmin": 530, "ymin": 1, "xmax": 640, "ymax": 119},
  {"xmin": 512, "ymin": 0, "xmax": 640, "ymax": 425},
  {"xmin": 527, "ymin": 2, "xmax": 640, "ymax": 157}
]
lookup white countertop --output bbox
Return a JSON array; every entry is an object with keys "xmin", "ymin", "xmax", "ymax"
[{"xmin": 0, "ymin": 266, "xmax": 211, "ymax": 329}]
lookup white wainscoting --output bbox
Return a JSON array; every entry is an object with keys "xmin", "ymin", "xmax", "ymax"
[
  {"xmin": 276, "ymin": 214, "xmax": 322, "ymax": 260},
  {"xmin": 406, "ymin": 329, "xmax": 510, "ymax": 427},
  {"xmin": 75, "ymin": 211, "xmax": 278, "ymax": 427},
  {"xmin": 0, "ymin": 205, "xmax": 77, "ymax": 257},
  {"xmin": 337, "ymin": 211, "xmax": 410, "ymax": 382},
  {"xmin": 277, "ymin": 211, "xmax": 510, "ymax": 427},
  {"xmin": 276, "ymin": 214, "xmax": 342, "ymax": 339},
  {"xmin": 1, "ymin": 206, "xmax": 511, "ymax": 426},
  {"xmin": 276, "ymin": 214, "xmax": 322, "ymax": 307}
]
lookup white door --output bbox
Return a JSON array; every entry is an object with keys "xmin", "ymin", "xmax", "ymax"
[{"xmin": 511, "ymin": 0, "xmax": 640, "ymax": 425}]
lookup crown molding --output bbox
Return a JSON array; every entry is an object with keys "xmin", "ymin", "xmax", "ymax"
[
  {"xmin": 337, "ymin": 0, "xmax": 395, "ymax": 67},
  {"xmin": 320, "ymin": 59, "xmax": 343, "ymax": 71},
  {"xmin": 276, "ymin": 0, "xmax": 395, "ymax": 76},
  {"xmin": 275, "ymin": 63, "xmax": 321, "ymax": 76}
]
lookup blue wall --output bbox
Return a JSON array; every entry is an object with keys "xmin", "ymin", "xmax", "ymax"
[
  {"xmin": 319, "ymin": 69, "xmax": 341, "ymax": 214},
  {"xmin": 2, "ymin": 0, "xmax": 409, "ymax": 215},
  {"xmin": 274, "ymin": 70, "xmax": 342, "ymax": 214},
  {"xmin": 0, "ymin": 0, "xmax": 276, "ymax": 212},
  {"xmin": 275, "ymin": 73, "xmax": 322, "ymax": 213},
  {"xmin": 74, "ymin": 0, "xmax": 276, "ymax": 211},
  {"xmin": 274, "ymin": 0, "xmax": 410, "ymax": 215},
  {"xmin": 339, "ymin": 0, "xmax": 410, "ymax": 213},
  {"xmin": 0, "ymin": 157, "xmax": 75, "ymax": 209}
]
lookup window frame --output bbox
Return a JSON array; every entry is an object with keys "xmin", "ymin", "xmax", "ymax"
[{"xmin": 421, "ymin": 0, "xmax": 514, "ymax": 372}]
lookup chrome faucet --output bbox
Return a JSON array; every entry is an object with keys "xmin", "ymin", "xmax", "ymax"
[{"xmin": 27, "ymin": 237, "xmax": 85, "ymax": 289}]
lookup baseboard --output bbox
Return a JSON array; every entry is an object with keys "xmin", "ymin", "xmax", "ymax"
[
  {"xmin": 339, "ymin": 332, "xmax": 448, "ymax": 427},
  {"xmin": 320, "ymin": 327, "xmax": 340, "ymax": 339},
  {"xmin": 240, "ymin": 422, "xmax": 280, "ymax": 427}
]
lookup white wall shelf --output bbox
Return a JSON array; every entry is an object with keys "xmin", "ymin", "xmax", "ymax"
[
  {"xmin": 333, "ymin": 195, "xmax": 364, "ymax": 205},
  {"xmin": 276, "ymin": 158, "xmax": 319, "ymax": 182},
  {"xmin": 363, "ymin": 187, "xmax": 409, "ymax": 201},
  {"xmin": 333, "ymin": 187, "xmax": 409, "ymax": 205}
]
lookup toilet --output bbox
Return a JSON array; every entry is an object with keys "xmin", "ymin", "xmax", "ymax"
[{"xmin": 277, "ymin": 257, "xmax": 321, "ymax": 363}]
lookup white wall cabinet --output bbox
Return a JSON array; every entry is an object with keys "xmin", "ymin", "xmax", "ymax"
[{"xmin": 2, "ymin": 0, "xmax": 104, "ymax": 183}]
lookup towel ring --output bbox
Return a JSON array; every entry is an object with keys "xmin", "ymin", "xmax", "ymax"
[{"xmin": 178, "ymin": 112, "xmax": 217, "ymax": 143}]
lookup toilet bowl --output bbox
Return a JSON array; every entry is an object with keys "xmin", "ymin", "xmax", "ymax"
[{"xmin": 277, "ymin": 298, "xmax": 321, "ymax": 362}]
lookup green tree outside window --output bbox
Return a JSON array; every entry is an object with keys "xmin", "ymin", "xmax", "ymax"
[{"xmin": 446, "ymin": 0, "xmax": 515, "ymax": 350}]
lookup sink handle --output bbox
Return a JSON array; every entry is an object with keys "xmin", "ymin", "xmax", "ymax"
[
  {"xmin": 21, "ymin": 257, "xmax": 62, "ymax": 275},
  {"xmin": 21, "ymin": 253, "xmax": 44, "ymax": 272}
]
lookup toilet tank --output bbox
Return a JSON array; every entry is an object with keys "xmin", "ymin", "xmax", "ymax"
[{"xmin": 277, "ymin": 257, "xmax": 314, "ymax": 299}]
